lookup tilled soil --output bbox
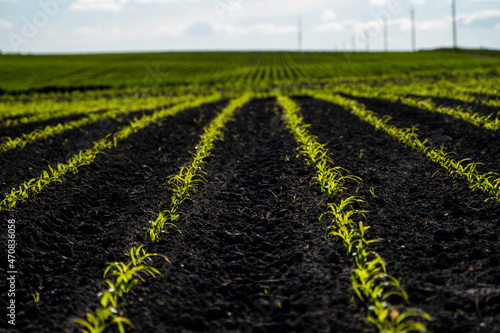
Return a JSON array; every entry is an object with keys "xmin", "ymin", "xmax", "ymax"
[
  {"xmin": 0, "ymin": 118, "xmax": 120, "ymax": 196},
  {"xmin": 296, "ymin": 96, "xmax": 500, "ymax": 333},
  {"xmin": 1, "ymin": 97, "xmax": 499, "ymax": 333},
  {"xmin": 121, "ymin": 99, "xmax": 370, "ymax": 333},
  {"xmin": 0, "ymin": 101, "xmax": 224, "ymax": 332},
  {"xmin": 1, "ymin": 112, "xmax": 98, "ymax": 139},
  {"xmin": 1, "ymin": 107, "xmax": 175, "ymax": 197},
  {"xmin": 342, "ymin": 94, "xmax": 500, "ymax": 175}
]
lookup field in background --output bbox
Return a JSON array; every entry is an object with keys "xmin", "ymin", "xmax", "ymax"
[{"xmin": 1, "ymin": 49, "xmax": 500, "ymax": 93}]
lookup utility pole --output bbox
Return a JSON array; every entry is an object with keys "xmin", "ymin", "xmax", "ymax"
[
  {"xmin": 452, "ymin": 0, "xmax": 457, "ymax": 49},
  {"xmin": 411, "ymin": 8, "xmax": 416, "ymax": 52},
  {"xmin": 384, "ymin": 18, "xmax": 388, "ymax": 52},
  {"xmin": 298, "ymin": 15, "xmax": 302, "ymax": 52}
]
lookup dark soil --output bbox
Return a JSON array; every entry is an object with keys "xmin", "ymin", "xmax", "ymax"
[
  {"xmin": 1, "ymin": 96, "xmax": 499, "ymax": 333},
  {"xmin": 295, "ymin": 96, "xmax": 500, "ymax": 333},
  {"xmin": 120, "ymin": 99, "xmax": 369, "ymax": 333},
  {"xmin": 0, "ymin": 107, "xmax": 174, "ymax": 196},
  {"xmin": 341, "ymin": 94, "xmax": 500, "ymax": 175},
  {"xmin": 0, "ymin": 101, "xmax": 224, "ymax": 332},
  {"xmin": 0, "ymin": 118, "xmax": 121, "ymax": 196}
]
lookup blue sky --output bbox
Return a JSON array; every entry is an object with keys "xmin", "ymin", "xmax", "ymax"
[{"xmin": 0, "ymin": 0, "xmax": 499, "ymax": 54}]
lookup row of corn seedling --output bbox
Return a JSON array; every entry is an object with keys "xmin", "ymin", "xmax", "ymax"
[
  {"xmin": 306, "ymin": 91, "xmax": 500, "ymax": 202},
  {"xmin": 322, "ymin": 83, "xmax": 500, "ymax": 132},
  {"xmin": 76, "ymin": 94, "xmax": 252, "ymax": 332},
  {"xmin": 345, "ymin": 72, "xmax": 500, "ymax": 108},
  {"xmin": 277, "ymin": 95, "xmax": 430, "ymax": 333},
  {"xmin": 75, "ymin": 246, "xmax": 165, "ymax": 333},
  {"xmin": 0, "ymin": 94, "xmax": 199, "ymax": 153},
  {"xmin": 0, "ymin": 86, "xmax": 216, "ymax": 128},
  {"xmin": 145, "ymin": 93, "xmax": 253, "ymax": 242},
  {"xmin": 0, "ymin": 93, "xmax": 222, "ymax": 212}
]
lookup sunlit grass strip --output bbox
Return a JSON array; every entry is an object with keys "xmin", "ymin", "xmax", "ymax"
[
  {"xmin": 277, "ymin": 95, "xmax": 430, "ymax": 333},
  {"xmin": 75, "ymin": 246, "xmax": 167, "ymax": 333},
  {"xmin": 145, "ymin": 93, "xmax": 253, "ymax": 242},
  {"xmin": 308, "ymin": 91, "xmax": 500, "ymax": 202},
  {"xmin": 0, "ymin": 94, "xmax": 198, "ymax": 153},
  {"xmin": 0, "ymin": 93, "xmax": 222, "ymax": 212}
]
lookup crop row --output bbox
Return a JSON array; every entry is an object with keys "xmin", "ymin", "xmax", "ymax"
[
  {"xmin": 70, "ymin": 94, "xmax": 431, "ymax": 333},
  {"xmin": 0, "ymin": 94, "xmax": 222, "ymax": 211},
  {"xmin": 3, "ymin": 52, "xmax": 500, "ymax": 93},
  {"xmin": 2, "ymin": 87, "xmax": 499, "ymax": 333},
  {"xmin": 0, "ymin": 88, "xmax": 217, "ymax": 128},
  {"xmin": 322, "ymin": 83, "xmax": 500, "ymax": 131},
  {"xmin": 146, "ymin": 93, "xmax": 252, "ymax": 242},
  {"xmin": 76, "ymin": 93, "xmax": 251, "ymax": 332},
  {"xmin": 304, "ymin": 90, "xmax": 500, "ymax": 201},
  {"xmin": 3, "ymin": 84, "xmax": 498, "ymax": 209},
  {"xmin": 2, "ymin": 68, "xmax": 497, "ymax": 129},
  {"xmin": 277, "ymin": 95, "xmax": 430, "ymax": 333},
  {"xmin": 0, "ymin": 94, "xmax": 198, "ymax": 153}
]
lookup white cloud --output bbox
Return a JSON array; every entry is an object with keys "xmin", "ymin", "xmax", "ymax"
[
  {"xmin": 313, "ymin": 17, "xmax": 449, "ymax": 33},
  {"xmin": 134, "ymin": 0, "xmax": 183, "ymax": 2},
  {"xmin": 218, "ymin": 0, "xmax": 333, "ymax": 21},
  {"xmin": 459, "ymin": 8, "xmax": 500, "ymax": 25},
  {"xmin": 236, "ymin": 23, "xmax": 296, "ymax": 34},
  {"xmin": 183, "ymin": 20, "xmax": 296, "ymax": 35},
  {"xmin": 322, "ymin": 9, "xmax": 337, "ymax": 22},
  {"xmin": 314, "ymin": 8, "xmax": 500, "ymax": 33},
  {"xmin": 0, "ymin": 19, "xmax": 13, "ymax": 29},
  {"xmin": 70, "ymin": 0, "xmax": 126, "ymax": 11},
  {"xmin": 70, "ymin": 0, "xmax": 182, "ymax": 11},
  {"xmin": 77, "ymin": 25, "xmax": 104, "ymax": 34},
  {"xmin": 370, "ymin": 0, "xmax": 389, "ymax": 6},
  {"xmin": 418, "ymin": 18, "xmax": 449, "ymax": 30},
  {"xmin": 77, "ymin": 25, "xmax": 123, "ymax": 35}
]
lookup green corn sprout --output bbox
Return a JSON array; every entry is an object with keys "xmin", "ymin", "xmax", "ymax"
[
  {"xmin": 75, "ymin": 246, "xmax": 164, "ymax": 333},
  {"xmin": 307, "ymin": 90, "xmax": 500, "ymax": 202},
  {"xmin": 0, "ymin": 94, "xmax": 223, "ymax": 212},
  {"xmin": 145, "ymin": 93, "xmax": 253, "ymax": 242},
  {"xmin": 277, "ymin": 94, "xmax": 431, "ymax": 333}
]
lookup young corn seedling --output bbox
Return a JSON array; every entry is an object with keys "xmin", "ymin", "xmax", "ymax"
[
  {"xmin": 145, "ymin": 93, "xmax": 253, "ymax": 242},
  {"xmin": 277, "ymin": 94, "xmax": 430, "ymax": 333},
  {"xmin": 307, "ymin": 90, "xmax": 500, "ymax": 202},
  {"xmin": 0, "ymin": 94, "xmax": 223, "ymax": 212},
  {"xmin": 75, "ymin": 246, "xmax": 165, "ymax": 333}
]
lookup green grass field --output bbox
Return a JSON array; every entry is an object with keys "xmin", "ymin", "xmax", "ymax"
[{"xmin": 1, "ymin": 49, "xmax": 499, "ymax": 93}]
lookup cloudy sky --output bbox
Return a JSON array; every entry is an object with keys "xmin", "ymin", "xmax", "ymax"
[{"xmin": 0, "ymin": 0, "xmax": 499, "ymax": 54}]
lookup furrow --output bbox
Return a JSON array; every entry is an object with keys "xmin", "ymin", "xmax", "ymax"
[
  {"xmin": 277, "ymin": 95, "xmax": 430, "ymax": 333},
  {"xmin": 0, "ymin": 94, "xmax": 222, "ymax": 212},
  {"xmin": 307, "ymin": 91, "xmax": 500, "ymax": 201},
  {"xmin": 0, "ymin": 94, "xmax": 197, "ymax": 153},
  {"xmin": 119, "ymin": 98, "xmax": 365, "ymax": 332},
  {"xmin": 292, "ymin": 95, "xmax": 500, "ymax": 333},
  {"xmin": 3, "ymin": 100, "xmax": 224, "ymax": 333}
]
